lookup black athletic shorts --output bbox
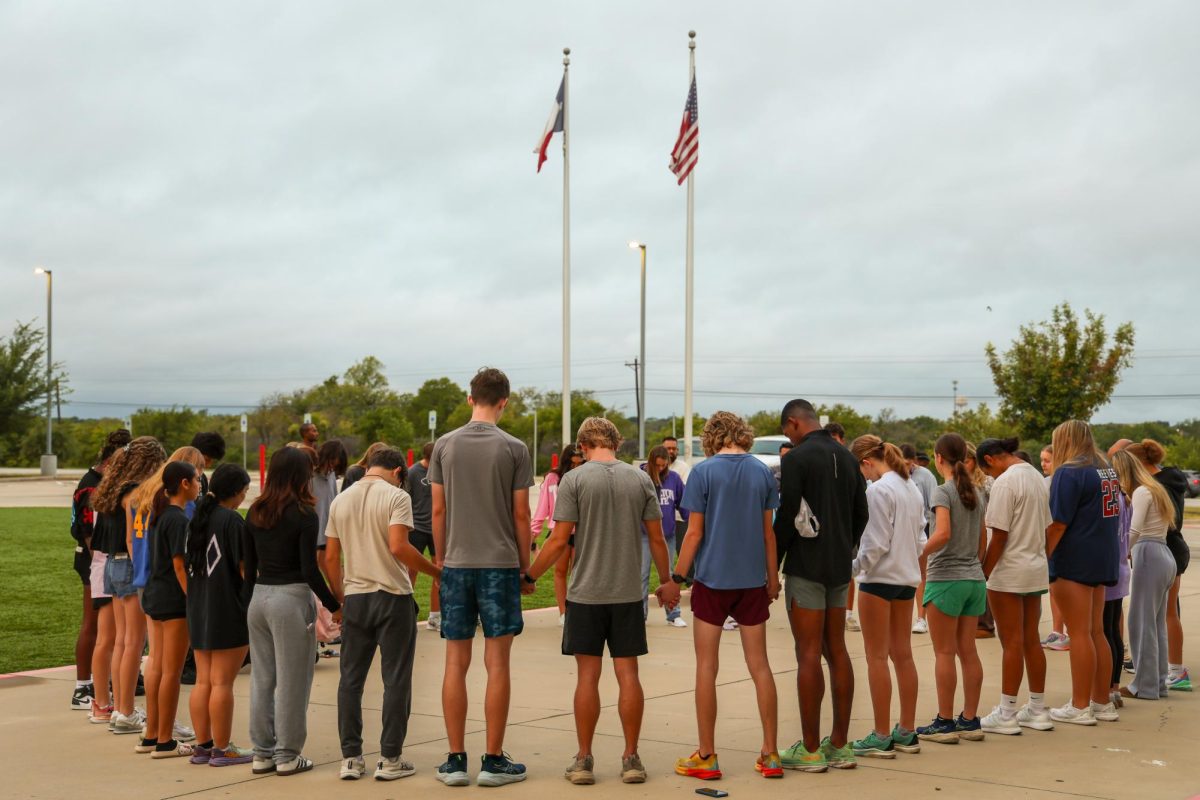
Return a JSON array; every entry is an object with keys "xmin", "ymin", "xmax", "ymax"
[
  {"xmin": 860, "ymin": 582, "xmax": 917, "ymax": 601},
  {"xmin": 409, "ymin": 530, "xmax": 435, "ymax": 558},
  {"xmin": 74, "ymin": 546, "xmax": 91, "ymax": 586},
  {"xmin": 562, "ymin": 600, "xmax": 647, "ymax": 658},
  {"xmin": 1167, "ymin": 530, "xmax": 1190, "ymax": 576}
]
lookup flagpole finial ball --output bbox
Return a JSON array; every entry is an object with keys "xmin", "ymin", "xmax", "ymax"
[
  {"xmin": 563, "ymin": 47, "xmax": 571, "ymax": 55},
  {"xmin": 688, "ymin": 30, "xmax": 696, "ymax": 38}
]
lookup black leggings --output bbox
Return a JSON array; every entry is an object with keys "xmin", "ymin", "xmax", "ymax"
[{"xmin": 1102, "ymin": 598, "xmax": 1124, "ymax": 686}]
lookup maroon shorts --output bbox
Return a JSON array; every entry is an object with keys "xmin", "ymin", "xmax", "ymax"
[{"xmin": 690, "ymin": 582, "xmax": 770, "ymax": 627}]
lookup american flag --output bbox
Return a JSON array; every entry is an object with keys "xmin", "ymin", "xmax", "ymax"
[{"xmin": 669, "ymin": 75, "xmax": 698, "ymax": 185}]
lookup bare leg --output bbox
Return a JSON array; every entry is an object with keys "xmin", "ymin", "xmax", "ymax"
[
  {"xmin": 990, "ymin": 590, "xmax": 1026, "ymax": 696},
  {"xmin": 143, "ymin": 618, "xmax": 162, "ymax": 739},
  {"xmin": 738, "ymin": 622, "xmax": 777, "ymax": 753},
  {"xmin": 1050, "ymin": 592, "xmax": 1066, "ymax": 636},
  {"xmin": 1051, "ymin": 579, "xmax": 1096, "ymax": 708},
  {"xmin": 926, "ymin": 603, "xmax": 959, "ymax": 719},
  {"xmin": 190, "ymin": 650, "xmax": 212, "ymax": 745},
  {"xmin": 889, "ymin": 598, "xmax": 918, "ymax": 730},
  {"xmin": 824, "ymin": 606, "xmax": 854, "ymax": 747},
  {"xmin": 1167, "ymin": 576, "xmax": 1183, "ymax": 665},
  {"xmin": 857, "ymin": 590, "xmax": 893, "ymax": 735},
  {"xmin": 482, "ymin": 634, "xmax": 514, "ymax": 755},
  {"xmin": 208, "ymin": 647, "xmax": 248, "ymax": 748},
  {"xmin": 693, "ymin": 617, "xmax": 722, "ymax": 755},
  {"xmin": 110, "ymin": 597, "xmax": 127, "ymax": 713},
  {"xmin": 117, "ymin": 596, "xmax": 145, "ymax": 716},
  {"xmin": 1023, "ymin": 595, "xmax": 1047, "ymax": 693},
  {"xmin": 573, "ymin": 655, "xmax": 602, "ymax": 757},
  {"xmin": 956, "ymin": 615, "xmax": 983, "ymax": 718},
  {"xmin": 155, "ymin": 618, "xmax": 189, "ymax": 742},
  {"xmin": 612, "ymin": 657, "xmax": 644, "ymax": 759},
  {"xmin": 787, "ymin": 604, "xmax": 826, "ymax": 752},
  {"xmin": 1088, "ymin": 585, "xmax": 1111, "ymax": 704},
  {"xmin": 76, "ymin": 585, "xmax": 98, "ymax": 682},
  {"xmin": 442, "ymin": 640, "xmax": 472, "ymax": 752},
  {"xmin": 92, "ymin": 604, "xmax": 115, "ymax": 709}
]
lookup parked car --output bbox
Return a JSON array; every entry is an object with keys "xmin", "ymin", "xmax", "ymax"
[
  {"xmin": 1183, "ymin": 470, "xmax": 1200, "ymax": 499},
  {"xmin": 749, "ymin": 435, "xmax": 791, "ymax": 469}
]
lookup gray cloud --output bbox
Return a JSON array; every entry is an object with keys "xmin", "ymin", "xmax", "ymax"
[{"xmin": 2, "ymin": 1, "xmax": 1197, "ymax": 424}]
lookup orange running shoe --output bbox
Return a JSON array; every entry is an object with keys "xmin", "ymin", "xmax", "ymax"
[
  {"xmin": 675, "ymin": 751, "xmax": 722, "ymax": 780},
  {"xmin": 756, "ymin": 752, "xmax": 784, "ymax": 778}
]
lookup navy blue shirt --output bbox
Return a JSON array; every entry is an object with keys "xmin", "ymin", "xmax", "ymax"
[
  {"xmin": 1048, "ymin": 464, "xmax": 1120, "ymax": 586},
  {"xmin": 682, "ymin": 454, "xmax": 780, "ymax": 590}
]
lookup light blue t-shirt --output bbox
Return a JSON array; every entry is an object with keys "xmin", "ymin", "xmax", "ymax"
[{"xmin": 682, "ymin": 453, "xmax": 780, "ymax": 590}]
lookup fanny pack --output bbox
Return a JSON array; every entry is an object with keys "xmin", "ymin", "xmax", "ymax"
[{"xmin": 794, "ymin": 497, "xmax": 820, "ymax": 539}]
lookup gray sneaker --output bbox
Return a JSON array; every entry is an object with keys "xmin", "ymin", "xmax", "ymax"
[
  {"xmin": 111, "ymin": 710, "xmax": 145, "ymax": 735},
  {"xmin": 375, "ymin": 756, "xmax": 416, "ymax": 781},
  {"xmin": 340, "ymin": 756, "xmax": 366, "ymax": 780},
  {"xmin": 621, "ymin": 754, "xmax": 647, "ymax": 784},
  {"xmin": 564, "ymin": 754, "xmax": 595, "ymax": 785}
]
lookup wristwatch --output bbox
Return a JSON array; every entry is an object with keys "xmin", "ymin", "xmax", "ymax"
[
  {"xmin": 670, "ymin": 573, "xmax": 687, "ymax": 585},
  {"xmin": 522, "ymin": 572, "xmax": 537, "ymax": 585}
]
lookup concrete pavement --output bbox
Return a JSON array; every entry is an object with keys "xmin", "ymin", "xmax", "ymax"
[{"xmin": 2, "ymin": 555, "xmax": 1198, "ymax": 799}]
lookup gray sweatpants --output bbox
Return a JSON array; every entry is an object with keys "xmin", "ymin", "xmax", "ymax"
[
  {"xmin": 248, "ymin": 583, "xmax": 317, "ymax": 763},
  {"xmin": 1128, "ymin": 540, "xmax": 1177, "ymax": 700},
  {"xmin": 338, "ymin": 590, "xmax": 418, "ymax": 759}
]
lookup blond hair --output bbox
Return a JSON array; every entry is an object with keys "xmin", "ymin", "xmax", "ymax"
[
  {"xmin": 576, "ymin": 417, "xmax": 622, "ymax": 451},
  {"xmin": 1051, "ymin": 420, "xmax": 1107, "ymax": 471},
  {"xmin": 700, "ymin": 411, "xmax": 754, "ymax": 457},
  {"xmin": 850, "ymin": 434, "xmax": 910, "ymax": 480},
  {"xmin": 965, "ymin": 442, "xmax": 988, "ymax": 490},
  {"xmin": 133, "ymin": 446, "xmax": 207, "ymax": 519},
  {"xmin": 1111, "ymin": 450, "xmax": 1174, "ymax": 523}
]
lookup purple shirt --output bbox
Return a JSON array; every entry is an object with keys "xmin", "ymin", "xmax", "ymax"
[
  {"xmin": 1105, "ymin": 492, "xmax": 1132, "ymax": 601},
  {"xmin": 643, "ymin": 468, "xmax": 689, "ymax": 538}
]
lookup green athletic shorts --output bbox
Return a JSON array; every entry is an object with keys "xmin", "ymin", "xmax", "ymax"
[{"xmin": 923, "ymin": 580, "xmax": 987, "ymax": 617}]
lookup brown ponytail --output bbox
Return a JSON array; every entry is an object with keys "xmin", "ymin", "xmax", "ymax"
[
  {"xmin": 1126, "ymin": 438, "xmax": 1166, "ymax": 467},
  {"xmin": 850, "ymin": 435, "xmax": 910, "ymax": 480},
  {"xmin": 936, "ymin": 433, "xmax": 978, "ymax": 510}
]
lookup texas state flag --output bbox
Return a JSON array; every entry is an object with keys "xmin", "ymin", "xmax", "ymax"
[{"xmin": 534, "ymin": 77, "xmax": 564, "ymax": 173}]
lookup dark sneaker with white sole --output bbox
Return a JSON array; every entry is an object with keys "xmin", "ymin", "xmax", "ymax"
[
  {"xmin": 478, "ymin": 753, "xmax": 526, "ymax": 786},
  {"xmin": 437, "ymin": 752, "xmax": 469, "ymax": 786}
]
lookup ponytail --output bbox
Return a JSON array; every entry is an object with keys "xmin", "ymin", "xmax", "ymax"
[
  {"xmin": 850, "ymin": 435, "xmax": 910, "ymax": 480},
  {"xmin": 936, "ymin": 433, "xmax": 978, "ymax": 511},
  {"xmin": 188, "ymin": 463, "xmax": 251, "ymax": 578}
]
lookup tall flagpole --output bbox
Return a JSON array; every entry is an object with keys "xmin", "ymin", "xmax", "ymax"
[
  {"xmin": 561, "ymin": 47, "xmax": 572, "ymax": 450},
  {"xmin": 683, "ymin": 31, "xmax": 696, "ymax": 461}
]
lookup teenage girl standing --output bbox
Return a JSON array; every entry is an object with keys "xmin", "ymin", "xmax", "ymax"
[
  {"xmin": 975, "ymin": 438, "xmax": 1054, "ymax": 735},
  {"xmin": 916, "ymin": 433, "xmax": 987, "ymax": 744},
  {"xmin": 245, "ymin": 447, "xmax": 341, "ymax": 776},
  {"xmin": 1045, "ymin": 421, "xmax": 1120, "ymax": 726},
  {"xmin": 186, "ymin": 464, "xmax": 254, "ymax": 766},
  {"xmin": 847, "ymin": 436, "xmax": 924, "ymax": 758}
]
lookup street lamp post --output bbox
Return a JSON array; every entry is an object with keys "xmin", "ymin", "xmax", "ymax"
[
  {"xmin": 33, "ymin": 267, "xmax": 55, "ymax": 476},
  {"xmin": 628, "ymin": 242, "xmax": 647, "ymax": 459}
]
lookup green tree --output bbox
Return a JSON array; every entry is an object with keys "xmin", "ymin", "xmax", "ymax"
[
  {"xmin": 0, "ymin": 320, "xmax": 67, "ymax": 459},
  {"xmin": 986, "ymin": 303, "xmax": 1135, "ymax": 441},
  {"xmin": 951, "ymin": 403, "xmax": 1019, "ymax": 445},
  {"xmin": 410, "ymin": 378, "xmax": 467, "ymax": 437},
  {"xmin": 356, "ymin": 406, "xmax": 415, "ymax": 447}
]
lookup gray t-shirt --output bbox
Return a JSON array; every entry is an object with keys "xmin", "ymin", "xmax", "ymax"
[
  {"xmin": 910, "ymin": 465, "xmax": 938, "ymax": 529},
  {"xmin": 927, "ymin": 479, "xmax": 986, "ymax": 582},
  {"xmin": 428, "ymin": 421, "xmax": 534, "ymax": 569},
  {"xmin": 553, "ymin": 459, "xmax": 662, "ymax": 604}
]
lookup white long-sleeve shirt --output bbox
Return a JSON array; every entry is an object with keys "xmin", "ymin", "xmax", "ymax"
[
  {"xmin": 852, "ymin": 470, "xmax": 925, "ymax": 587},
  {"xmin": 1129, "ymin": 484, "xmax": 1169, "ymax": 546}
]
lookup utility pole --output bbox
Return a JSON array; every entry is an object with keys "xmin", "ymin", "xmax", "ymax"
[{"xmin": 625, "ymin": 358, "xmax": 642, "ymax": 457}]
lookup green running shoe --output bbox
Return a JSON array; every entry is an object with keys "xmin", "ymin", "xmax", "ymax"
[
  {"xmin": 780, "ymin": 740, "xmax": 828, "ymax": 773},
  {"xmin": 891, "ymin": 725, "xmax": 921, "ymax": 753},
  {"xmin": 1167, "ymin": 669, "xmax": 1192, "ymax": 692},
  {"xmin": 851, "ymin": 730, "xmax": 896, "ymax": 759},
  {"xmin": 819, "ymin": 736, "xmax": 857, "ymax": 769}
]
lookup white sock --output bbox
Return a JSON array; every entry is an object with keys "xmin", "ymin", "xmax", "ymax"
[
  {"xmin": 1028, "ymin": 692, "xmax": 1045, "ymax": 712},
  {"xmin": 1000, "ymin": 694, "xmax": 1018, "ymax": 716},
  {"xmin": 76, "ymin": 679, "xmax": 92, "ymax": 689},
  {"xmin": 1169, "ymin": 663, "xmax": 1185, "ymax": 678}
]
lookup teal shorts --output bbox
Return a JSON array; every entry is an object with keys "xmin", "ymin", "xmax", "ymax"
[{"xmin": 923, "ymin": 580, "xmax": 987, "ymax": 617}]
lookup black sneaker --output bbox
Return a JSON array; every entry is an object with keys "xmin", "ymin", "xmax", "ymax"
[
  {"xmin": 436, "ymin": 752, "xmax": 469, "ymax": 787},
  {"xmin": 71, "ymin": 684, "xmax": 94, "ymax": 710},
  {"xmin": 478, "ymin": 753, "xmax": 526, "ymax": 786},
  {"xmin": 135, "ymin": 673, "xmax": 146, "ymax": 696}
]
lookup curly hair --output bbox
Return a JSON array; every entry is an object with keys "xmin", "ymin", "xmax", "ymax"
[
  {"xmin": 701, "ymin": 411, "xmax": 754, "ymax": 456},
  {"xmin": 575, "ymin": 417, "xmax": 622, "ymax": 451},
  {"xmin": 91, "ymin": 437, "xmax": 167, "ymax": 513}
]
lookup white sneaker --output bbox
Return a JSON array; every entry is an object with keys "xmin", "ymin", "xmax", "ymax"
[
  {"xmin": 722, "ymin": 616, "xmax": 739, "ymax": 631},
  {"xmin": 1049, "ymin": 703, "xmax": 1097, "ymax": 726},
  {"xmin": 1016, "ymin": 704, "xmax": 1054, "ymax": 731},
  {"xmin": 912, "ymin": 618, "xmax": 928, "ymax": 634},
  {"xmin": 340, "ymin": 756, "xmax": 366, "ymax": 780},
  {"xmin": 173, "ymin": 721, "xmax": 196, "ymax": 742},
  {"xmin": 980, "ymin": 707, "xmax": 1021, "ymax": 735},
  {"xmin": 426, "ymin": 613, "xmax": 441, "ymax": 632},
  {"xmin": 845, "ymin": 615, "xmax": 861, "ymax": 632},
  {"xmin": 1090, "ymin": 701, "xmax": 1119, "ymax": 722},
  {"xmin": 111, "ymin": 710, "xmax": 145, "ymax": 736},
  {"xmin": 559, "ymin": 613, "xmax": 566, "ymax": 627},
  {"xmin": 667, "ymin": 617, "xmax": 688, "ymax": 628},
  {"xmin": 375, "ymin": 756, "xmax": 416, "ymax": 781}
]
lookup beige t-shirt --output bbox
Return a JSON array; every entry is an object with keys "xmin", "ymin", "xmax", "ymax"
[
  {"xmin": 325, "ymin": 478, "xmax": 414, "ymax": 596},
  {"xmin": 985, "ymin": 461, "xmax": 1051, "ymax": 593}
]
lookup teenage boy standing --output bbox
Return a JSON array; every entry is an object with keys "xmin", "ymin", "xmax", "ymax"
[
  {"xmin": 776, "ymin": 399, "xmax": 869, "ymax": 772},
  {"xmin": 430, "ymin": 368, "xmax": 534, "ymax": 786},
  {"xmin": 671, "ymin": 412, "xmax": 784, "ymax": 781},
  {"xmin": 527, "ymin": 417, "xmax": 678, "ymax": 785},
  {"xmin": 325, "ymin": 447, "xmax": 441, "ymax": 781}
]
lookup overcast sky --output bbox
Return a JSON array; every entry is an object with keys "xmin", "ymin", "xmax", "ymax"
[{"xmin": 2, "ymin": 1, "xmax": 1197, "ymax": 426}]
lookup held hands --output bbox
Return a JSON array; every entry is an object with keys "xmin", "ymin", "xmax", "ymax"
[
  {"xmin": 766, "ymin": 574, "xmax": 781, "ymax": 602},
  {"xmin": 520, "ymin": 573, "xmax": 537, "ymax": 595},
  {"xmin": 655, "ymin": 580, "xmax": 681, "ymax": 610},
  {"xmin": 331, "ymin": 608, "xmax": 343, "ymax": 624}
]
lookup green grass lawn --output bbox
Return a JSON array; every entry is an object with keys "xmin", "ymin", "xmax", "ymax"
[{"xmin": 0, "ymin": 508, "xmax": 565, "ymax": 674}]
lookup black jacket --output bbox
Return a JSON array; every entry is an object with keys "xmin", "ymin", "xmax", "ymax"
[
  {"xmin": 774, "ymin": 429, "xmax": 868, "ymax": 586},
  {"xmin": 1155, "ymin": 466, "xmax": 1187, "ymax": 533}
]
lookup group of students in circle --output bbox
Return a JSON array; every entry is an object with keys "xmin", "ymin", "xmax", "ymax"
[{"xmin": 63, "ymin": 366, "xmax": 1191, "ymax": 786}]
